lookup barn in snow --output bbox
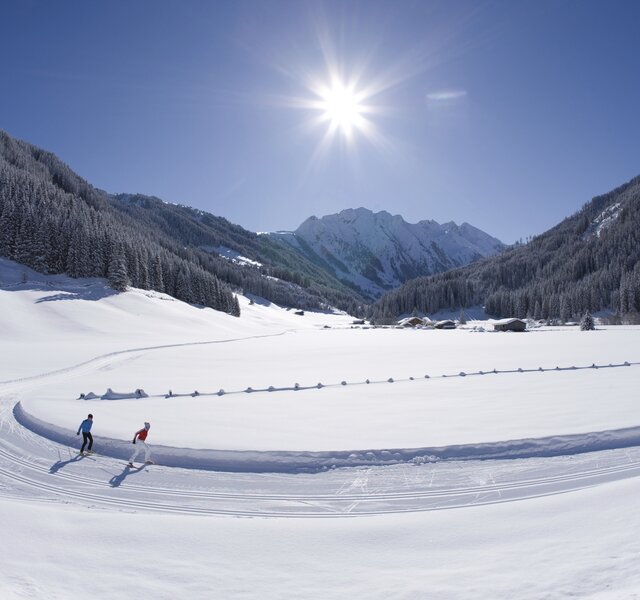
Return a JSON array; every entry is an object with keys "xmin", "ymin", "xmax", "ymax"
[
  {"xmin": 493, "ymin": 318, "xmax": 527, "ymax": 332},
  {"xmin": 398, "ymin": 316, "xmax": 427, "ymax": 327}
]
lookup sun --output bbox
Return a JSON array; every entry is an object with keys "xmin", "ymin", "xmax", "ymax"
[
  {"xmin": 287, "ymin": 65, "xmax": 390, "ymax": 156},
  {"xmin": 266, "ymin": 13, "xmax": 428, "ymax": 160},
  {"xmin": 318, "ymin": 81, "xmax": 365, "ymax": 135}
]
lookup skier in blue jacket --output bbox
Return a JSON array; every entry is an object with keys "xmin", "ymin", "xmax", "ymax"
[{"xmin": 77, "ymin": 414, "xmax": 94, "ymax": 454}]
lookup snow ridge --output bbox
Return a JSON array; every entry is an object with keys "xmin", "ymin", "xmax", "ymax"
[
  {"xmin": 74, "ymin": 360, "xmax": 636, "ymax": 401},
  {"xmin": 15, "ymin": 400, "xmax": 640, "ymax": 474}
]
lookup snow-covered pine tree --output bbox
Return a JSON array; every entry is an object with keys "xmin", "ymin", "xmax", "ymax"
[
  {"xmin": 150, "ymin": 255, "xmax": 164, "ymax": 292},
  {"xmin": 231, "ymin": 294, "xmax": 240, "ymax": 316},
  {"xmin": 580, "ymin": 311, "xmax": 595, "ymax": 331},
  {"xmin": 108, "ymin": 250, "xmax": 129, "ymax": 292},
  {"xmin": 560, "ymin": 296, "xmax": 572, "ymax": 323},
  {"xmin": 175, "ymin": 269, "xmax": 193, "ymax": 303}
]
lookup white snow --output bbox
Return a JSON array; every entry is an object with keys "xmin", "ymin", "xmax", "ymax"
[
  {"xmin": 1, "ymin": 256, "xmax": 640, "ymax": 599},
  {"xmin": 201, "ymin": 245, "xmax": 263, "ymax": 268},
  {"xmin": 99, "ymin": 388, "xmax": 149, "ymax": 400},
  {"xmin": 588, "ymin": 202, "xmax": 623, "ymax": 238}
]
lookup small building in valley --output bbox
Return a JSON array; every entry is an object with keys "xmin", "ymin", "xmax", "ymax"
[
  {"xmin": 493, "ymin": 318, "xmax": 527, "ymax": 332},
  {"xmin": 398, "ymin": 316, "xmax": 426, "ymax": 327},
  {"xmin": 434, "ymin": 320, "xmax": 456, "ymax": 330}
]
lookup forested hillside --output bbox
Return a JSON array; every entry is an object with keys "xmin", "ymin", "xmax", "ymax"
[
  {"xmin": 109, "ymin": 193, "xmax": 367, "ymax": 313},
  {"xmin": 0, "ymin": 131, "xmax": 367, "ymax": 315},
  {"xmin": 372, "ymin": 176, "xmax": 640, "ymax": 322}
]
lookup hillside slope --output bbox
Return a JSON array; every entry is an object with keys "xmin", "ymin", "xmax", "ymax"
[
  {"xmin": 108, "ymin": 192, "xmax": 367, "ymax": 312},
  {"xmin": 372, "ymin": 176, "xmax": 640, "ymax": 321}
]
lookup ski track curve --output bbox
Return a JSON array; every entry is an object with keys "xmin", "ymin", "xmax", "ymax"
[
  {"xmin": 2, "ymin": 332, "xmax": 640, "ymax": 517},
  {"xmin": 2, "ymin": 401, "xmax": 640, "ymax": 517}
]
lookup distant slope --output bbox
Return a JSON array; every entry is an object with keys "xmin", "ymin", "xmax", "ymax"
[
  {"xmin": 108, "ymin": 193, "xmax": 368, "ymax": 313},
  {"xmin": 0, "ymin": 130, "xmax": 367, "ymax": 315},
  {"xmin": 0, "ymin": 131, "xmax": 242, "ymax": 315},
  {"xmin": 269, "ymin": 208, "xmax": 505, "ymax": 299},
  {"xmin": 372, "ymin": 176, "xmax": 640, "ymax": 321}
]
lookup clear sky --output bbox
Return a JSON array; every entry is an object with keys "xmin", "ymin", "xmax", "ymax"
[{"xmin": 2, "ymin": 0, "xmax": 639, "ymax": 243}]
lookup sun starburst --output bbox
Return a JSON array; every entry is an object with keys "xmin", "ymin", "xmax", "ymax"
[
  {"xmin": 316, "ymin": 80, "xmax": 366, "ymax": 136},
  {"xmin": 299, "ymin": 69, "xmax": 382, "ymax": 155}
]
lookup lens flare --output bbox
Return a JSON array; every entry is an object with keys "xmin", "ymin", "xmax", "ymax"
[{"xmin": 317, "ymin": 81, "xmax": 365, "ymax": 136}]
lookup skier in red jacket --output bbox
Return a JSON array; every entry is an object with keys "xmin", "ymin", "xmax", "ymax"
[{"xmin": 128, "ymin": 422, "xmax": 152, "ymax": 467}]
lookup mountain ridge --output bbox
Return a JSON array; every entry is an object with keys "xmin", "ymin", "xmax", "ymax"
[{"xmin": 269, "ymin": 207, "xmax": 505, "ymax": 299}]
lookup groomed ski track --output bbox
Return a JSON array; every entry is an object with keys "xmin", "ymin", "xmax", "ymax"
[
  {"xmin": 3, "ymin": 399, "xmax": 640, "ymax": 518},
  {"xmin": 2, "ymin": 331, "xmax": 640, "ymax": 518}
]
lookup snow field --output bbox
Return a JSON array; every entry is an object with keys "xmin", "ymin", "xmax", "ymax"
[
  {"xmin": 3, "ymin": 259, "xmax": 640, "ymax": 598},
  {"xmin": 19, "ymin": 362, "xmax": 640, "ymax": 455},
  {"xmin": 6, "ymin": 258, "xmax": 639, "ymax": 461},
  {"xmin": 15, "ymin": 321, "xmax": 640, "ymax": 452}
]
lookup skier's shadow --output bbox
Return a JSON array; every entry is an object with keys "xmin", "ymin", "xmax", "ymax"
[
  {"xmin": 109, "ymin": 464, "xmax": 146, "ymax": 488},
  {"xmin": 50, "ymin": 454, "xmax": 85, "ymax": 474}
]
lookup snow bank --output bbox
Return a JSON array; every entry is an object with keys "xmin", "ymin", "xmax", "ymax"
[
  {"xmin": 78, "ymin": 389, "xmax": 148, "ymax": 400},
  {"xmin": 100, "ymin": 388, "xmax": 149, "ymax": 400},
  {"xmin": 15, "ymin": 401, "xmax": 640, "ymax": 474}
]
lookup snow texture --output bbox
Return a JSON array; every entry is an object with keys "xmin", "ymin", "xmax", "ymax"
[{"xmin": 2, "ymin": 256, "xmax": 640, "ymax": 599}]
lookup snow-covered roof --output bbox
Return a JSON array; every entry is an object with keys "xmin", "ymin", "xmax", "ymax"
[{"xmin": 493, "ymin": 318, "xmax": 526, "ymax": 325}]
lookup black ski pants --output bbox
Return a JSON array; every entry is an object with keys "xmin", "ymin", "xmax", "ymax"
[{"xmin": 81, "ymin": 432, "xmax": 93, "ymax": 452}]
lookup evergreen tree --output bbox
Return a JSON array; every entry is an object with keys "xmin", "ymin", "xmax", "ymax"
[
  {"xmin": 580, "ymin": 311, "xmax": 595, "ymax": 331},
  {"xmin": 108, "ymin": 251, "xmax": 129, "ymax": 292}
]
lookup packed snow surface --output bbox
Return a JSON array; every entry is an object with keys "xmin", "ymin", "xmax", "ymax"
[{"xmin": 1, "ymin": 257, "xmax": 640, "ymax": 599}]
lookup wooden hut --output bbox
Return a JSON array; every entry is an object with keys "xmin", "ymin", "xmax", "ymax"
[
  {"xmin": 398, "ymin": 316, "xmax": 425, "ymax": 327},
  {"xmin": 493, "ymin": 318, "xmax": 527, "ymax": 332}
]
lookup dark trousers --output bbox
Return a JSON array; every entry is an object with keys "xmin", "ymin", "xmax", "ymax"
[{"xmin": 81, "ymin": 432, "xmax": 93, "ymax": 452}]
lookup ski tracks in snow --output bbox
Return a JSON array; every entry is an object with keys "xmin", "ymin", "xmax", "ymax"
[
  {"xmin": 2, "ymin": 333, "xmax": 640, "ymax": 517},
  {"xmin": 0, "ymin": 330, "xmax": 291, "ymax": 393},
  {"xmin": 2, "ymin": 402, "xmax": 640, "ymax": 518}
]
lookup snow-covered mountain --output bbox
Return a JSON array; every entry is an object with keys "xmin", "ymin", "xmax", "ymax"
[{"xmin": 270, "ymin": 208, "xmax": 505, "ymax": 298}]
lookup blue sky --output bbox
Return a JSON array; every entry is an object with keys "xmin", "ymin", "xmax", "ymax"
[{"xmin": 2, "ymin": 0, "xmax": 639, "ymax": 243}]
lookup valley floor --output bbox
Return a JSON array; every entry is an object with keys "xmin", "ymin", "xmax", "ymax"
[{"xmin": 1, "ymin": 260, "xmax": 640, "ymax": 599}]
